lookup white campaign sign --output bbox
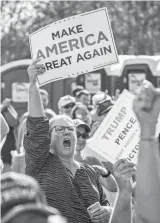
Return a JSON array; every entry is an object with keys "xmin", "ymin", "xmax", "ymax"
[
  {"xmin": 29, "ymin": 8, "xmax": 118, "ymax": 86},
  {"xmin": 87, "ymin": 90, "xmax": 141, "ymax": 164}
]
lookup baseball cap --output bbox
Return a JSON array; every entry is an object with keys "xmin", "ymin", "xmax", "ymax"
[
  {"xmin": 96, "ymin": 98, "xmax": 114, "ymax": 116},
  {"xmin": 73, "ymin": 119, "xmax": 91, "ymax": 133},
  {"xmin": 58, "ymin": 95, "xmax": 76, "ymax": 109},
  {"xmin": 1, "ymin": 204, "xmax": 65, "ymax": 223},
  {"xmin": 76, "ymin": 90, "xmax": 90, "ymax": 98},
  {"xmin": 1, "ymin": 172, "xmax": 46, "ymax": 218},
  {"xmin": 72, "ymin": 85, "xmax": 84, "ymax": 97}
]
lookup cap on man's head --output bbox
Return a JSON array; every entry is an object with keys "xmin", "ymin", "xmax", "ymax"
[
  {"xmin": 73, "ymin": 119, "xmax": 91, "ymax": 133},
  {"xmin": 1, "ymin": 203, "xmax": 64, "ymax": 223},
  {"xmin": 1, "ymin": 172, "xmax": 46, "ymax": 218},
  {"xmin": 76, "ymin": 90, "xmax": 90, "ymax": 98},
  {"xmin": 58, "ymin": 95, "xmax": 76, "ymax": 109},
  {"xmin": 72, "ymin": 85, "xmax": 84, "ymax": 97},
  {"xmin": 96, "ymin": 98, "xmax": 114, "ymax": 116}
]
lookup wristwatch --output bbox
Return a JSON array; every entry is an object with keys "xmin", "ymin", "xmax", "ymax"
[{"xmin": 101, "ymin": 170, "xmax": 111, "ymax": 178}]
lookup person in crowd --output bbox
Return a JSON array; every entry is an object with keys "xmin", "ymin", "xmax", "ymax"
[
  {"xmin": 91, "ymin": 93, "xmax": 112, "ymax": 126},
  {"xmin": 72, "ymin": 85, "xmax": 84, "ymax": 99},
  {"xmin": 1, "ymin": 113, "xmax": 10, "ymax": 148},
  {"xmin": 1, "ymin": 98, "xmax": 18, "ymax": 173},
  {"xmin": 1, "ymin": 172, "xmax": 46, "ymax": 218},
  {"xmin": 76, "ymin": 89, "xmax": 94, "ymax": 111},
  {"xmin": 0, "ymin": 114, "xmax": 10, "ymax": 172},
  {"xmin": 90, "ymin": 98, "xmax": 114, "ymax": 137},
  {"xmin": 25, "ymin": 59, "xmax": 114, "ymax": 223},
  {"xmin": 133, "ymin": 80, "xmax": 160, "ymax": 223},
  {"xmin": 74, "ymin": 119, "xmax": 117, "ymax": 193},
  {"xmin": 2, "ymin": 204, "xmax": 66, "ymax": 223},
  {"xmin": 71, "ymin": 102, "xmax": 92, "ymax": 127},
  {"xmin": 11, "ymin": 117, "xmax": 27, "ymax": 174},
  {"xmin": 58, "ymin": 95, "xmax": 76, "ymax": 117},
  {"xmin": 39, "ymin": 88, "xmax": 57, "ymax": 119}
]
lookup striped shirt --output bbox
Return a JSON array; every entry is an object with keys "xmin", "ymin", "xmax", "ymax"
[{"xmin": 24, "ymin": 116, "xmax": 109, "ymax": 223}]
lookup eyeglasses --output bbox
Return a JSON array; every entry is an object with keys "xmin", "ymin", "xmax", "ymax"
[
  {"xmin": 51, "ymin": 125, "xmax": 75, "ymax": 133},
  {"xmin": 76, "ymin": 132, "xmax": 89, "ymax": 139},
  {"xmin": 63, "ymin": 103, "xmax": 75, "ymax": 109}
]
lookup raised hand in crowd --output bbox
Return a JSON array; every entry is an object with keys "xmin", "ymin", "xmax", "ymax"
[
  {"xmin": 109, "ymin": 159, "xmax": 136, "ymax": 223},
  {"xmin": 27, "ymin": 59, "xmax": 46, "ymax": 117},
  {"xmin": 27, "ymin": 58, "xmax": 45, "ymax": 85},
  {"xmin": 133, "ymin": 80, "xmax": 160, "ymax": 223}
]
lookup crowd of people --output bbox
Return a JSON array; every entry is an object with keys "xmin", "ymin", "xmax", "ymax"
[{"xmin": 1, "ymin": 59, "xmax": 160, "ymax": 223}]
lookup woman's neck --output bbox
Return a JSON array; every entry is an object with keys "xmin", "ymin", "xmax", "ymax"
[
  {"xmin": 60, "ymin": 156, "xmax": 81, "ymax": 174},
  {"xmin": 59, "ymin": 156, "xmax": 75, "ymax": 168}
]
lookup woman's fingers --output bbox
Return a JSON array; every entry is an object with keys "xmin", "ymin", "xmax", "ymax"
[
  {"xmin": 32, "ymin": 58, "xmax": 41, "ymax": 65},
  {"xmin": 35, "ymin": 64, "xmax": 45, "ymax": 69}
]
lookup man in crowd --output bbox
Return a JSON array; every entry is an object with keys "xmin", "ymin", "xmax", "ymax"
[
  {"xmin": 90, "ymin": 97, "xmax": 114, "ymax": 137},
  {"xmin": 76, "ymin": 89, "xmax": 94, "ymax": 111},
  {"xmin": 58, "ymin": 95, "xmax": 76, "ymax": 117},
  {"xmin": 71, "ymin": 102, "xmax": 92, "ymax": 126},
  {"xmin": 39, "ymin": 88, "xmax": 56, "ymax": 119},
  {"xmin": 1, "ymin": 98, "xmax": 18, "ymax": 173},
  {"xmin": 133, "ymin": 80, "xmax": 160, "ymax": 223},
  {"xmin": 0, "ymin": 114, "xmax": 9, "ymax": 172},
  {"xmin": 1, "ymin": 172, "xmax": 46, "ymax": 218},
  {"xmin": 1, "ymin": 172, "xmax": 66, "ymax": 223},
  {"xmin": 72, "ymin": 85, "xmax": 84, "ymax": 99}
]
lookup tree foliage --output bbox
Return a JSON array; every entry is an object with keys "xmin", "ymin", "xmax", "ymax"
[{"xmin": 1, "ymin": 1, "xmax": 160, "ymax": 65}]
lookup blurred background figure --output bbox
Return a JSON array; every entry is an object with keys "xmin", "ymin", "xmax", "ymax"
[
  {"xmin": 1, "ymin": 113, "xmax": 9, "ymax": 148},
  {"xmin": 90, "ymin": 98, "xmax": 114, "ymax": 137},
  {"xmin": 76, "ymin": 89, "xmax": 94, "ymax": 111},
  {"xmin": 2, "ymin": 204, "xmax": 67, "ymax": 223},
  {"xmin": 71, "ymin": 102, "xmax": 92, "ymax": 126},
  {"xmin": 91, "ymin": 91, "xmax": 111, "ymax": 124},
  {"xmin": 1, "ymin": 172, "xmax": 66, "ymax": 223},
  {"xmin": 58, "ymin": 95, "xmax": 76, "ymax": 117},
  {"xmin": 1, "ymin": 98, "xmax": 18, "ymax": 173},
  {"xmin": 40, "ymin": 89, "xmax": 56, "ymax": 119},
  {"xmin": 1, "ymin": 172, "xmax": 46, "ymax": 218},
  {"xmin": 0, "ymin": 114, "xmax": 10, "ymax": 173},
  {"xmin": 72, "ymin": 85, "xmax": 84, "ymax": 100}
]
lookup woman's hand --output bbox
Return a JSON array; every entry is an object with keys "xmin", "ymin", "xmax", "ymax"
[
  {"xmin": 90, "ymin": 206, "xmax": 112, "ymax": 223},
  {"xmin": 92, "ymin": 165, "xmax": 109, "ymax": 177},
  {"xmin": 27, "ymin": 59, "xmax": 45, "ymax": 85}
]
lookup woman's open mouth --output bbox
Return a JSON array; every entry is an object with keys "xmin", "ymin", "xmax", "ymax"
[{"xmin": 63, "ymin": 138, "xmax": 71, "ymax": 148}]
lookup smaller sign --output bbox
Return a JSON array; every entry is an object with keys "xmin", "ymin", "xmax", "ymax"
[
  {"xmin": 85, "ymin": 73, "xmax": 101, "ymax": 93},
  {"xmin": 128, "ymin": 73, "xmax": 146, "ymax": 94},
  {"xmin": 86, "ymin": 90, "xmax": 141, "ymax": 164},
  {"xmin": 12, "ymin": 83, "xmax": 29, "ymax": 102}
]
